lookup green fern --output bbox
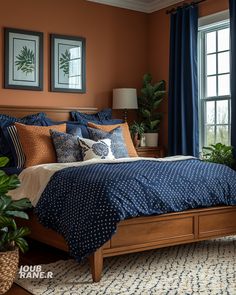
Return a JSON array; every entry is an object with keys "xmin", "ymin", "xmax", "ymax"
[
  {"xmin": 59, "ymin": 49, "xmax": 71, "ymax": 76},
  {"xmin": 0, "ymin": 157, "xmax": 32, "ymax": 252},
  {"xmin": 15, "ymin": 46, "xmax": 35, "ymax": 75}
]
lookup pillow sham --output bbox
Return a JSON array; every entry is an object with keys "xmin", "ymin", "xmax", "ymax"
[
  {"xmin": 0, "ymin": 112, "xmax": 47, "ymax": 165},
  {"xmin": 88, "ymin": 127, "xmax": 129, "ymax": 159},
  {"xmin": 50, "ymin": 130, "xmax": 83, "ymax": 163},
  {"xmin": 88, "ymin": 122, "xmax": 138, "ymax": 157},
  {"xmin": 70, "ymin": 108, "xmax": 112, "ymax": 122},
  {"xmin": 78, "ymin": 138, "xmax": 115, "ymax": 161},
  {"xmin": 15, "ymin": 123, "xmax": 66, "ymax": 167}
]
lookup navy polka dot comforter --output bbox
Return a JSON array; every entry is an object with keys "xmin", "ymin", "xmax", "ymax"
[{"xmin": 35, "ymin": 159, "xmax": 236, "ymax": 261}]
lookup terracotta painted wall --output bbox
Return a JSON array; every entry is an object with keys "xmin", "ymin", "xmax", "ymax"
[
  {"xmin": 148, "ymin": 0, "xmax": 229, "ymax": 149},
  {"xmin": 0, "ymin": 0, "xmax": 148, "ymax": 110}
]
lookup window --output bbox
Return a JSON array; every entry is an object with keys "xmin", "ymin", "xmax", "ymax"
[{"xmin": 199, "ymin": 20, "xmax": 231, "ymax": 148}]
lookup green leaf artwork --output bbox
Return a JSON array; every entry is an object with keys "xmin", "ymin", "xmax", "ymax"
[
  {"xmin": 15, "ymin": 46, "xmax": 35, "ymax": 75},
  {"xmin": 59, "ymin": 49, "xmax": 71, "ymax": 77}
]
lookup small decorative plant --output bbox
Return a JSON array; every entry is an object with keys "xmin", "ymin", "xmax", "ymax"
[
  {"xmin": 130, "ymin": 122, "xmax": 145, "ymax": 148},
  {"xmin": 130, "ymin": 121, "xmax": 145, "ymax": 139},
  {"xmin": 202, "ymin": 143, "xmax": 234, "ymax": 168},
  {"xmin": 138, "ymin": 74, "xmax": 166, "ymax": 133},
  {"xmin": 0, "ymin": 157, "xmax": 32, "ymax": 253}
]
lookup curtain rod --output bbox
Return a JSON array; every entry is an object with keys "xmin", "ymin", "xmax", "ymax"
[{"xmin": 166, "ymin": 0, "xmax": 206, "ymax": 15}]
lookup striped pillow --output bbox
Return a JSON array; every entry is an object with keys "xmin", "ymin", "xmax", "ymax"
[{"xmin": 2, "ymin": 125, "xmax": 26, "ymax": 168}]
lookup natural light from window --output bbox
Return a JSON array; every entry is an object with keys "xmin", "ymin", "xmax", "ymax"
[{"xmin": 199, "ymin": 21, "xmax": 231, "ymax": 148}]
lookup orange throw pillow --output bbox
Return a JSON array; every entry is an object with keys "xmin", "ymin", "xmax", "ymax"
[
  {"xmin": 88, "ymin": 122, "xmax": 138, "ymax": 157},
  {"xmin": 15, "ymin": 123, "xmax": 66, "ymax": 167}
]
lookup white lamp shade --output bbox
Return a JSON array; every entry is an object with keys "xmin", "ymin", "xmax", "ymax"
[{"xmin": 112, "ymin": 88, "xmax": 138, "ymax": 110}]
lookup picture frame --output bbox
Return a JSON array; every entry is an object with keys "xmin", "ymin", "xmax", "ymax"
[
  {"xmin": 51, "ymin": 34, "xmax": 86, "ymax": 93},
  {"xmin": 4, "ymin": 28, "xmax": 43, "ymax": 91}
]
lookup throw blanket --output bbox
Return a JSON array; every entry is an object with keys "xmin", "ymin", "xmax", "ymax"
[{"xmin": 34, "ymin": 159, "xmax": 236, "ymax": 262}]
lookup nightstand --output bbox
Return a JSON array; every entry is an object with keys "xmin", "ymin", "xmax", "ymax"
[{"xmin": 136, "ymin": 147, "xmax": 165, "ymax": 158}]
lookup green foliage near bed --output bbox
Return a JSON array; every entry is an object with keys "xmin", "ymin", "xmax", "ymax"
[
  {"xmin": 0, "ymin": 157, "xmax": 32, "ymax": 253},
  {"xmin": 202, "ymin": 143, "xmax": 234, "ymax": 168},
  {"xmin": 138, "ymin": 74, "xmax": 166, "ymax": 133}
]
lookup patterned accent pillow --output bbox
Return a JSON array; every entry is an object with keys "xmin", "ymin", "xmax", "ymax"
[
  {"xmin": 88, "ymin": 122, "xmax": 138, "ymax": 157},
  {"xmin": 15, "ymin": 123, "xmax": 66, "ymax": 167},
  {"xmin": 78, "ymin": 138, "xmax": 115, "ymax": 161},
  {"xmin": 50, "ymin": 130, "xmax": 83, "ymax": 163},
  {"xmin": 88, "ymin": 127, "xmax": 128, "ymax": 159}
]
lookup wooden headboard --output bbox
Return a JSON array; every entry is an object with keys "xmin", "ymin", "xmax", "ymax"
[{"xmin": 0, "ymin": 105, "xmax": 98, "ymax": 121}]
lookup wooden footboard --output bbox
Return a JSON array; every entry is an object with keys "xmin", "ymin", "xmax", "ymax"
[{"xmin": 18, "ymin": 206, "xmax": 236, "ymax": 282}]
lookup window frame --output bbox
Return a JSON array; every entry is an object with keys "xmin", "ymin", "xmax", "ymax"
[{"xmin": 198, "ymin": 20, "xmax": 231, "ymax": 149}]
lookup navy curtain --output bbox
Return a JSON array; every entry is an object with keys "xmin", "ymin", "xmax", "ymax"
[
  {"xmin": 229, "ymin": 0, "xmax": 236, "ymax": 159},
  {"xmin": 168, "ymin": 5, "xmax": 199, "ymax": 157}
]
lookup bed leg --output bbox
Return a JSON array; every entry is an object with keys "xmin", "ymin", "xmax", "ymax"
[{"xmin": 89, "ymin": 248, "xmax": 103, "ymax": 282}]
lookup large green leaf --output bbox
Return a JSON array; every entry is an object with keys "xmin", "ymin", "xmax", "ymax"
[
  {"xmin": 15, "ymin": 237, "xmax": 29, "ymax": 253},
  {"xmin": 141, "ymin": 109, "xmax": 151, "ymax": 119},
  {"xmin": 0, "ymin": 195, "xmax": 12, "ymax": 211},
  {"xmin": 153, "ymin": 80, "xmax": 166, "ymax": 91},
  {"xmin": 143, "ymin": 73, "xmax": 152, "ymax": 86},
  {"xmin": 150, "ymin": 120, "xmax": 160, "ymax": 131},
  {"xmin": 0, "ymin": 216, "xmax": 17, "ymax": 230},
  {"xmin": 0, "ymin": 157, "xmax": 9, "ymax": 168},
  {"xmin": 0, "ymin": 174, "xmax": 20, "ymax": 194},
  {"xmin": 7, "ymin": 198, "xmax": 32, "ymax": 211},
  {"xmin": 5, "ymin": 210, "xmax": 29, "ymax": 220},
  {"xmin": 153, "ymin": 99, "xmax": 163, "ymax": 109}
]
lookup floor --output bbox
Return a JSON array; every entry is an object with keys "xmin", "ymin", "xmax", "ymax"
[{"xmin": 5, "ymin": 240, "xmax": 70, "ymax": 295}]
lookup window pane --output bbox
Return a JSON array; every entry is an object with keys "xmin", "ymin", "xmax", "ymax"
[
  {"xmin": 216, "ymin": 126, "xmax": 229, "ymax": 145},
  {"xmin": 206, "ymin": 31, "xmax": 216, "ymax": 53},
  {"xmin": 207, "ymin": 76, "xmax": 217, "ymax": 97},
  {"xmin": 217, "ymin": 100, "xmax": 228, "ymax": 124},
  {"xmin": 207, "ymin": 54, "xmax": 216, "ymax": 75},
  {"xmin": 206, "ymin": 101, "xmax": 215, "ymax": 124},
  {"xmin": 218, "ymin": 52, "xmax": 230, "ymax": 74},
  {"xmin": 218, "ymin": 74, "xmax": 230, "ymax": 96},
  {"xmin": 218, "ymin": 28, "xmax": 230, "ymax": 51},
  {"xmin": 206, "ymin": 126, "xmax": 215, "ymax": 146}
]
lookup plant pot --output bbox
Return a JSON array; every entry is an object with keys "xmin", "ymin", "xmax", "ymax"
[
  {"xmin": 144, "ymin": 133, "xmax": 158, "ymax": 147},
  {"xmin": 0, "ymin": 248, "xmax": 19, "ymax": 294},
  {"xmin": 132, "ymin": 133, "xmax": 140, "ymax": 148}
]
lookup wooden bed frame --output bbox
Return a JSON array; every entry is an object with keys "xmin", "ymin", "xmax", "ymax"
[{"xmin": 1, "ymin": 105, "xmax": 236, "ymax": 283}]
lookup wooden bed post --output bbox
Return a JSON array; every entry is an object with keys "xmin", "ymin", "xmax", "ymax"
[{"xmin": 89, "ymin": 247, "xmax": 103, "ymax": 282}]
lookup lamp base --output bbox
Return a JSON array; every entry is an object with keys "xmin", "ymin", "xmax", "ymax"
[{"xmin": 123, "ymin": 108, "xmax": 128, "ymax": 122}]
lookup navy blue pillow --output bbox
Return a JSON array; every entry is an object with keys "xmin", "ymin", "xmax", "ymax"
[
  {"xmin": 0, "ymin": 112, "xmax": 47, "ymax": 165},
  {"xmin": 70, "ymin": 108, "xmax": 112, "ymax": 122},
  {"xmin": 43, "ymin": 117, "xmax": 87, "ymax": 138}
]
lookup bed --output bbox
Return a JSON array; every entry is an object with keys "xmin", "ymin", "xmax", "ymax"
[{"xmin": 1, "ymin": 105, "xmax": 236, "ymax": 283}]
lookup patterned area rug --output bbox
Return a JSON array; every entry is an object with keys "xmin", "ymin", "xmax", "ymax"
[{"xmin": 15, "ymin": 236, "xmax": 236, "ymax": 295}]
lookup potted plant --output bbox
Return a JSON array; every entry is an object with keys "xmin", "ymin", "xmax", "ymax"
[
  {"xmin": 0, "ymin": 157, "xmax": 32, "ymax": 294},
  {"xmin": 138, "ymin": 74, "xmax": 166, "ymax": 147},
  {"xmin": 130, "ymin": 121, "xmax": 145, "ymax": 148},
  {"xmin": 202, "ymin": 143, "xmax": 234, "ymax": 168}
]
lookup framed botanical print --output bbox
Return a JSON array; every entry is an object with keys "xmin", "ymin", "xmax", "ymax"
[
  {"xmin": 4, "ymin": 28, "xmax": 43, "ymax": 91},
  {"xmin": 51, "ymin": 34, "xmax": 86, "ymax": 93}
]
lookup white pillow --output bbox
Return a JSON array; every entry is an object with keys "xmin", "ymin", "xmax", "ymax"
[{"xmin": 78, "ymin": 138, "xmax": 115, "ymax": 161}]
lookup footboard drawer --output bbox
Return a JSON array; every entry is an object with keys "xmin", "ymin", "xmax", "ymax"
[
  {"xmin": 199, "ymin": 210, "xmax": 236, "ymax": 238},
  {"xmin": 111, "ymin": 216, "xmax": 194, "ymax": 248}
]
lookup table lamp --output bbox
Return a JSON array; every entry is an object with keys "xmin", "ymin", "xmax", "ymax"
[{"xmin": 112, "ymin": 88, "xmax": 138, "ymax": 122}]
